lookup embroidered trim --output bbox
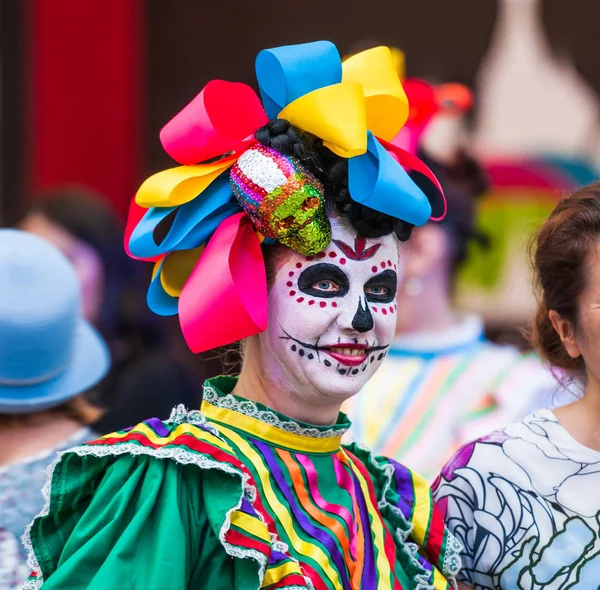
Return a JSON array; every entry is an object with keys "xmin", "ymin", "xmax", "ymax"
[
  {"xmin": 22, "ymin": 408, "xmax": 313, "ymax": 590},
  {"xmin": 203, "ymin": 383, "xmax": 350, "ymax": 439}
]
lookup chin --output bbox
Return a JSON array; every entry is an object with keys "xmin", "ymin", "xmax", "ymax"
[{"xmin": 308, "ymin": 371, "xmax": 373, "ymax": 401}]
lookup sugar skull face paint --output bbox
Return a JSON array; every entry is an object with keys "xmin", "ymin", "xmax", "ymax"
[{"xmin": 259, "ymin": 217, "xmax": 400, "ymax": 401}]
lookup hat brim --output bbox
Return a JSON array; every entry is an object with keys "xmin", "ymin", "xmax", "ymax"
[{"xmin": 0, "ymin": 320, "xmax": 110, "ymax": 414}]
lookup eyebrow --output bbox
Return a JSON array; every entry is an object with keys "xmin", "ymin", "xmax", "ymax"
[{"xmin": 297, "ymin": 263, "xmax": 350, "ymax": 298}]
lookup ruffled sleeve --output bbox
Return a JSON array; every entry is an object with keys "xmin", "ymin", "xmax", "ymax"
[
  {"xmin": 24, "ymin": 453, "xmax": 234, "ymax": 590},
  {"xmin": 21, "ymin": 408, "xmax": 275, "ymax": 590},
  {"xmin": 344, "ymin": 442, "xmax": 462, "ymax": 590}
]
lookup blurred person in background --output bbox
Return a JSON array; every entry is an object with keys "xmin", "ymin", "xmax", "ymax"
[
  {"xmin": 0, "ymin": 229, "xmax": 109, "ymax": 589},
  {"xmin": 18, "ymin": 189, "xmax": 202, "ymax": 432},
  {"xmin": 345, "ymin": 149, "xmax": 561, "ymax": 481},
  {"xmin": 434, "ymin": 184, "xmax": 600, "ymax": 589}
]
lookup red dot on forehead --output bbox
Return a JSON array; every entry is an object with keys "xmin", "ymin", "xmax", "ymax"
[
  {"xmin": 389, "ymin": 306, "xmax": 394, "ymax": 313},
  {"xmin": 328, "ymin": 251, "xmax": 337, "ymax": 258},
  {"xmin": 289, "ymin": 290, "xmax": 296, "ymax": 296},
  {"xmin": 319, "ymin": 301, "xmax": 327, "ymax": 308},
  {"xmin": 380, "ymin": 261, "xmax": 386, "ymax": 269},
  {"xmin": 289, "ymin": 271, "xmax": 295, "ymax": 277},
  {"xmin": 317, "ymin": 251, "xmax": 327, "ymax": 259},
  {"xmin": 286, "ymin": 281, "xmax": 293, "ymax": 287},
  {"xmin": 332, "ymin": 301, "xmax": 338, "ymax": 308},
  {"xmin": 305, "ymin": 256, "xmax": 314, "ymax": 262},
  {"xmin": 373, "ymin": 307, "xmax": 378, "ymax": 313},
  {"xmin": 371, "ymin": 266, "xmax": 378, "ymax": 273},
  {"xmin": 387, "ymin": 260, "xmax": 392, "ymax": 267},
  {"xmin": 340, "ymin": 258, "xmax": 347, "ymax": 265},
  {"xmin": 296, "ymin": 263, "xmax": 303, "ymax": 269},
  {"xmin": 382, "ymin": 308, "xmax": 388, "ymax": 315},
  {"xmin": 296, "ymin": 297, "xmax": 304, "ymax": 303},
  {"xmin": 308, "ymin": 300, "xmax": 315, "ymax": 305}
]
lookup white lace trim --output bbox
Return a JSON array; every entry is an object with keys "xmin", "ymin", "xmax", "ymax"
[
  {"xmin": 203, "ymin": 383, "xmax": 350, "ymax": 439},
  {"xmin": 348, "ymin": 443, "xmax": 463, "ymax": 590},
  {"xmin": 21, "ymin": 408, "xmax": 314, "ymax": 590}
]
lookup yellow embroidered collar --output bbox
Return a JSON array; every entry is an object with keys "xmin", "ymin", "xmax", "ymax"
[{"xmin": 201, "ymin": 376, "xmax": 350, "ymax": 454}]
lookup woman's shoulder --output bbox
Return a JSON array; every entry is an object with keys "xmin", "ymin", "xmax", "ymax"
[
  {"xmin": 343, "ymin": 442, "xmax": 462, "ymax": 586},
  {"xmin": 24, "ymin": 407, "xmax": 308, "ymax": 589},
  {"xmin": 434, "ymin": 410, "xmax": 556, "ymax": 488},
  {"xmin": 83, "ymin": 405, "xmax": 241, "ymax": 466}
]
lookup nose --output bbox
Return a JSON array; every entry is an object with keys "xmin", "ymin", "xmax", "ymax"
[{"xmin": 351, "ymin": 297, "xmax": 374, "ymax": 333}]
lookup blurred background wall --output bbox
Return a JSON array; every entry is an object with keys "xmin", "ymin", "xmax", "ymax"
[{"xmin": 2, "ymin": 0, "xmax": 599, "ymax": 344}]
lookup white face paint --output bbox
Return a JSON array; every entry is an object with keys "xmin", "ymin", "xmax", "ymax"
[{"xmin": 260, "ymin": 217, "xmax": 401, "ymax": 401}]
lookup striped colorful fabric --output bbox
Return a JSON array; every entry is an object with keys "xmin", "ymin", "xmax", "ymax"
[
  {"xmin": 23, "ymin": 376, "xmax": 460, "ymax": 590},
  {"xmin": 345, "ymin": 315, "xmax": 560, "ymax": 481}
]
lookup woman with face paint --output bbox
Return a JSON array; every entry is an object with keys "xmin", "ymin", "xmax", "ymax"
[{"xmin": 22, "ymin": 42, "xmax": 461, "ymax": 590}]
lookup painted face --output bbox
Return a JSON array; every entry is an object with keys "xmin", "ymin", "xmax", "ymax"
[{"xmin": 260, "ymin": 217, "xmax": 400, "ymax": 401}]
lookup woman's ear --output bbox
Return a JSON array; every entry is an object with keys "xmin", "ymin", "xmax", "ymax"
[{"xmin": 549, "ymin": 309, "xmax": 581, "ymax": 359}]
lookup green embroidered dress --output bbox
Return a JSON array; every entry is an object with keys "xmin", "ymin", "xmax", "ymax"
[{"xmin": 23, "ymin": 377, "xmax": 460, "ymax": 590}]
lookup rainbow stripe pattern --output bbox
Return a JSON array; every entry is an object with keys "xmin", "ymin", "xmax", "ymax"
[
  {"xmin": 346, "ymin": 336, "xmax": 558, "ymax": 481},
  {"xmin": 24, "ymin": 377, "xmax": 460, "ymax": 589}
]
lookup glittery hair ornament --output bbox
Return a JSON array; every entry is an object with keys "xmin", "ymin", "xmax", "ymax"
[
  {"xmin": 125, "ymin": 41, "xmax": 447, "ymax": 353},
  {"xmin": 230, "ymin": 144, "xmax": 330, "ymax": 254}
]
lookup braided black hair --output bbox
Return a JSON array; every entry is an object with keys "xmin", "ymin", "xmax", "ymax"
[{"xmin": 255, "ymin": 120, "xmax": 414, "ymax": 242}]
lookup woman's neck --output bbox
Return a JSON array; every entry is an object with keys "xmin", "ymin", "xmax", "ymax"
[
  {"xmin": 0, "ymin": 412, "xmax": 84, "ymax": 467},
  {"xmin": 232, "ymin": 344, "xmax": 342, "ymax": 426},
  {"xmin": 554, "ymin": 376, "xmax": 600, "ymax": 452}
]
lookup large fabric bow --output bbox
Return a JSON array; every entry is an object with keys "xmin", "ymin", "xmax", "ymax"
[{"xmin": 125, "ymin": 41, "xmax": 446, "ymax": 353}]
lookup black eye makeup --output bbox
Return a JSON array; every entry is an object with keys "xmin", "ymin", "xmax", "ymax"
[
  {"xmin": 364, "ymin": 270, "xmax": 397, "ymax": 303},
  {"xmin": 297, "ymin": 263, "xmax": 350, "ymax": 298}
]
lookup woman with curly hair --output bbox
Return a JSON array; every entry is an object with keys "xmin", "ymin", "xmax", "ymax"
[{"xmin": 434, "ymin": 184, "xmax": 600, "ymax": 589}]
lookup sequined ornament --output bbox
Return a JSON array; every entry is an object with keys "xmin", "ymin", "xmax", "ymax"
[{"xmin": 230, "ymin": 144, "xmax": 331, "ymax": 255}]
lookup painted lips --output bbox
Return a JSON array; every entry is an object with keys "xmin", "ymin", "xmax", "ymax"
[{"xmin": 323, "ymin": 344, "xmax": 369, "ymax": 367}]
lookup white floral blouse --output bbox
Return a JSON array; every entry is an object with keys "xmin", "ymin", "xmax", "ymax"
[{"xmin": 432, "ymin": 409, "xmax": 600, "ymax": 589}]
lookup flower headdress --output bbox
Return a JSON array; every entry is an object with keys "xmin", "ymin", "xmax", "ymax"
[{"xmin": 125, "ymin": 41, "xmax": 447, "ymax": 353}]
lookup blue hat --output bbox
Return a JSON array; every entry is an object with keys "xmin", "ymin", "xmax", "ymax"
[{"xmin": 0, "ymin": 229, "xmax": 110, "ymax": 413}]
